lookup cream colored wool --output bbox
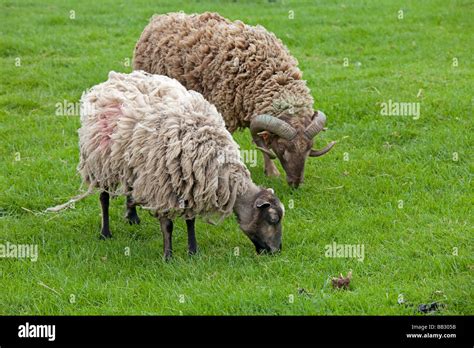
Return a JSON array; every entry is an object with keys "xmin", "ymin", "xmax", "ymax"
[
  {"xmin": 133, "ymin": 12, "xmax": 315, "ymax": 132},
  {"xmin": 77, "ymin": 70, "xmax": 251, "ymax": 220}
]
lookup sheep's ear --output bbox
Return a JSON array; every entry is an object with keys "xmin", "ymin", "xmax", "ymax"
[
  {"xmin": 255, "ymin": 198, "xmax": 271, "ymax": 209},
  {"xmin": 257, "ymin": 130, "xmax": 271, "ymax": 143}
]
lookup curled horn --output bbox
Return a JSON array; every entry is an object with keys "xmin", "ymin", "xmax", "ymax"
[
  {"xmin": 304, "ymin": 110, "xmax": 327, "ymax": 139},
  {"xmin": 250, "ymin": 114, "xmax": 297, "ymax": 140},
  {"xmin": 310, "ymin": 141, "xmax": 337, "ymax": 157},
  {"xmin": 256, "ymin": 146, "xmax": 277, "ymax": 159}
]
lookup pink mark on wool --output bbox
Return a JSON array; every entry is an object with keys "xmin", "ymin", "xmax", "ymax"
[{"xmin": 97, "ymin": 102, "xmax": 122, "ymax": 150}]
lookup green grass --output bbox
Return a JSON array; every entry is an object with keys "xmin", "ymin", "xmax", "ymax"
[{"xmin": 0, "ymin": 0, "xmax": 472, "ymax": 315}]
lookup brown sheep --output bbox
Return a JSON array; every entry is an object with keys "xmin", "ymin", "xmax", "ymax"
[{"xmin": 133, "ymin": 12, "xmax": 335, "ymax": 188}]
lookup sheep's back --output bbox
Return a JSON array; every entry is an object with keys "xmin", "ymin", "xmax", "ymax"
[
  {"xmin": 133, "ymin": 12, "xmax": 310, "ymax": 132},
  {"xmin": 78, "ymin": 71, "xmax": 250, "ymax": 219}
]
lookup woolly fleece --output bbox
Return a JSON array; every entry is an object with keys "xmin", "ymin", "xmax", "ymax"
[{"xmin": 78, "ymin": 70, "xmax": 251, "ymax": 219}]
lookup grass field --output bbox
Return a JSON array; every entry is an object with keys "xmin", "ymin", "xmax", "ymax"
[{"xmin": 0, "ymin": 0, "xmax": 472, "ymax": 315}]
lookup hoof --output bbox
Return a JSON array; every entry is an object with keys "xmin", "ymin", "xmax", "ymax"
[
  {"xmin": 127, "ymin": 214, "xmax": 141, "ymax": 225},
  {"xmin": 99, "ymin": 231, "xmax": 112, "ymax": 240}
]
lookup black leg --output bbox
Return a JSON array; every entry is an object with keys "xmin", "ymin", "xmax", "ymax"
[
  {"xmin": 186, "ymin": 218, "xmax": 197, "ymax": 255},
  {"xmin": 159, "ymin": 217, "xmax": 173, "ymax": 261},
  {"xmin": 99, "ymin": 191, "xmax": 112, "ymax": 239},
  {"xmin": 125, "ymin": 195, "xmax": 140, "ymax": 225}
]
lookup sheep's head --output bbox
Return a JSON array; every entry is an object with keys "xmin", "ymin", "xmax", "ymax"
[
  {"xmin": 234, "ymin": 188, "xmax": 283, "ymax": 254},
  {"xmin": 251, "ymin": 111, "xmax": 336, "ymax": 188}
]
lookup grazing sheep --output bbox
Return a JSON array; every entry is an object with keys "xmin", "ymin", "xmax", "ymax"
[
  {"xmin": 133, "ymin": 12, "xmax": 336, "ymax": 188},
  {"xmin": 72, "ymin": 70, "xmax": 283, "ymax": 260}
]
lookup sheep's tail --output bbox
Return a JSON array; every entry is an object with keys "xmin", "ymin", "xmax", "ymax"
[{"xmin": 45, "ymin": 182, "xmax": 96, "ymax": 213}]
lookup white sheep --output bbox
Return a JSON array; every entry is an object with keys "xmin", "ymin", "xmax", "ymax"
[{"xmin": 49, "ymin": 71, "xmax": 284, "ymax": 259}]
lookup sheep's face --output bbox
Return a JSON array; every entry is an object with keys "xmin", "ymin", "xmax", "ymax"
[
  {"xmin": 269, "ymin": 129, "xmax": 313, "ymax": 188},
  {"xmin": 236, "ymin": 189, "xmax": 284, "ymax": 254},
  {"xmin": 258, "ymin": 114, "xmax": 314, "ymax": 188},
  {"xmin": 254, "ymin": 111, "xmax": 335, "ymax": 188}
]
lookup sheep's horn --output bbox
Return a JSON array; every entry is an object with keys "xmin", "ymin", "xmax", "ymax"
[
  {"xmin": 250, "ymin": 114, "xmax": 297, "ymax": 140},
  {"xmin": 256, "ymin": 146, "xmax": 277, "ymax": 159},
  {"xmin": 309, "ymin": 141, "xmax": 336, "ymax": 157},
  {"xmin": 305, "ymin": 110, "xmax": 327, "ymax": 139}
]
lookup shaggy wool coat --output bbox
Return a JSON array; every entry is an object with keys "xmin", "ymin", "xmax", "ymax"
[
  {"xmin": 78, "ymin": 70, "xmax": 251, "ymax": 219},
  {"xmin": 133, "ymin": 12, "xmax": 315, "ymax": 132}
]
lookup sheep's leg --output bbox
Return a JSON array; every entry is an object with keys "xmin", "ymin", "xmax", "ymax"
[
  {"xmin": 99, "ymin": 191, "xmax": 112, "ymax": 239},
  {"xmin": 159, "ymin": 217, "xmax": 173, "ymax": 261},
  {"xmin": 125, "ymin": 195, "xmax": 140, "ymax": 225},
  {"xmin": 263, "ymin": 153, "xmax": 280, "ymax": 177},
  {"xmin": 186, "ymin": 218, "xmax": 197, "ymax": 255}
]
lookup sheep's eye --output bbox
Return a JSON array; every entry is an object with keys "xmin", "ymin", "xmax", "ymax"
[{"xmin": 264, "ymin": 209, "xmax": 280, "ymax": 225}]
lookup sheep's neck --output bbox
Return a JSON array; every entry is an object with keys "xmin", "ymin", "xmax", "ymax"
[{"xmin": 233, "ymin": 182, "xmax": 260, "ymax": 222}]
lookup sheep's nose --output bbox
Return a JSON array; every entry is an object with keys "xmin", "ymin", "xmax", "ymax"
[
  {"xmin": 269, "ymin": 244, "xmax": 281, "ymax": 254},
  {"xmin": 287, "ymin": 175, "xmax": 303, "ymax": 188}
]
